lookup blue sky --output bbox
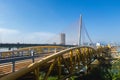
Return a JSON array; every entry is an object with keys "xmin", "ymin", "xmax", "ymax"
[{"xmin": 0, "ymin": 0, "xmax": 120, "ymax": 44}]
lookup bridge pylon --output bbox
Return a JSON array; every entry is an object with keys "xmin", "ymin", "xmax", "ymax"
[{"xmin": 78, "ymin": 14, "xmax": 82, "ymax": 46}]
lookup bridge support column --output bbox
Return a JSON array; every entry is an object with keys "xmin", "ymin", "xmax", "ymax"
[
  {"xmin": 34, "ymin": 67, "xmax": 40, "ymax": 80},
  {"xmin": 58, "ymin": 57, "xmax": 61, "ymax": 79}
]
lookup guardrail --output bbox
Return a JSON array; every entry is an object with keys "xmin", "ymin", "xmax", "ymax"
[
  {"xmin": 0, "ymin": 46, "xmax": 65, "ymax": 76},
  {"xmin": 0, "ymin": 46, "xmax": 65, "ymax": 59},
  {"xmin": 1, "ymin": 47, "xmax": 96, "ymax": 80},
  {"xmin": 0, "ymin": 46, "xmax": 109, "ymax": 80}
]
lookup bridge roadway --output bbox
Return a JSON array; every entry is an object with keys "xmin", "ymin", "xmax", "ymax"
[
  {"xmin": 0, "ymin": 43, "xmax": 75, "ymax": 49},
  {"xmin": 0, "ymin": 46, "xmax": 110, "ymax": 80}
]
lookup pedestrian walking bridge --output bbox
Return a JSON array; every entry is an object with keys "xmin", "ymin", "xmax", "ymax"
[{"xmin": 0, "ymin": 45, "xmax": 110, "ymax": 80}]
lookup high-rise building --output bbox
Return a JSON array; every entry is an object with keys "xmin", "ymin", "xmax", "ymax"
[{"xmin": 60, "ymin": 33, "xmax": 65, "ymax": 45}]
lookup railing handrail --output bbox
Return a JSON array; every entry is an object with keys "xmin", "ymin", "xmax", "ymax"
[{"xmin": 0, "ymin": 46, "xmax": 96, "ymax": 80}]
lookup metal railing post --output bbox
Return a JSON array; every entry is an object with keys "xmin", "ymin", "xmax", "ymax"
[
  {"xmin": 31, "ymin": 50, "xmax": 35, "ymax": 63},
  {"xmin": 12, "ymin": 61, "xmax": 15, "ymax": 72}
]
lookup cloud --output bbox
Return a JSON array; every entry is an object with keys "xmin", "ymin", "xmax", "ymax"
[
  {"xmin": 0, "ymin": 28, "xmax": 19, "ymax": 34},
  {"xmin": 0, "ymin": 28, "xmax": 80, "ymax": 45},
  {"xmin": 0, "ymin": 28, "xmax": 19, "ymax": 43},
  {"xmin": 32, "ymin": 32, "xmax": 55, "ymax": 39},
  {"xmin": 21, "ymin": 32, "xmax": 58, "ymax": 44},
  {"xmin": 0, "ymin": 28, "xmax": 60, "ymax": 44}
]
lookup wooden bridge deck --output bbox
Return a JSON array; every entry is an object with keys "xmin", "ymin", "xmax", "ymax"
[{"xmin": 0, "ymin": 53, "xmax": 52, "ymax": 77}]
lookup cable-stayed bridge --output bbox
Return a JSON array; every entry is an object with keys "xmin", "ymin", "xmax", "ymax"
[{"xmin": 0, "ymin": 15, "xmax": 116, "ymax": 80}]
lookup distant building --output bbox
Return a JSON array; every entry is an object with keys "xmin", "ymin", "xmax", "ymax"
[
  {"xmin": 96, "ymin": 42, "xmax": 100, "ymax": 47},
  {"xmin": 60, "ymin": 33, "xmax": 65, "ymax": 45}
]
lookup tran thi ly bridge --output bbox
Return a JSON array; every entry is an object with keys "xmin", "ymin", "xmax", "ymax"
[{"xmin": 0, "ymin": 45, "xmax": 111, "ymax": 80}]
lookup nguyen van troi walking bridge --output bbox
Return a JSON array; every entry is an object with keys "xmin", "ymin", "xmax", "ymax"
[{"xmin": 0, "ymin": 15, "xmax": 113, "ymax": 80}]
